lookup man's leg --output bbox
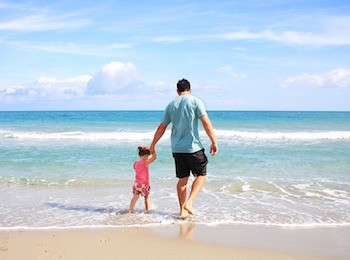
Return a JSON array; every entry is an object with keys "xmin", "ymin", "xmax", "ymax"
[
  {"xmin": 177, "ymin": 177, "xmax": 189, "ymax": 218},
  {"xmin": 185, "ymin": 175, "xmax": 206, "ymax": 215}
]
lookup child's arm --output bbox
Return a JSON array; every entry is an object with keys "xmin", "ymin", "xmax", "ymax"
[{"xmin": 145, "ymin": 151, "xmax": 157, "ymax": 166}]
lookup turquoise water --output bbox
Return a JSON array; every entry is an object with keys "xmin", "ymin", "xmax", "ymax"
[{"xmin": 0, "ymin": 111, "xmax": 350, "ymax": 228}]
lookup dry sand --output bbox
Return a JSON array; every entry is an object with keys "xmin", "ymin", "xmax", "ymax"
[{"xmin": 0, "ymin": 224, "xmax": 349, "ymax": 260}]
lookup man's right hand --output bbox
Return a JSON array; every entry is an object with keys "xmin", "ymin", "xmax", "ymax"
[{"xmin": 210, "ymin": 143, "xmax": 218, "ymax": 156}]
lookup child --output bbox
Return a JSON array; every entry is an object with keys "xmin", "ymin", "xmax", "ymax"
[{"xmin": 129, "ymin": 146, "xmax": 156, "ymax": 213}]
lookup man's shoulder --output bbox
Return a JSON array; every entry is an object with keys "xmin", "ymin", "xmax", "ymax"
[
  {"xmin": 187, "ymin": 95, "xmax": 205, "ymax": 108},
  {"xmin": 165, "ymin": 95, "xmax": 204, "ymax": 110},
  {"xmin": 183, "ymin": 94, "xmax": 203, "ymax": 104}
]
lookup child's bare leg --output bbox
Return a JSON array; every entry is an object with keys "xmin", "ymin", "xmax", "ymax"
[
  {"xmin": 184, "ymin": 175, "xmax": 206, "ymax": 215},
  {"xmin": 177, "ymin": 177, "xmax": 189, "ymax": 218},
  {"xmin": 129, "ymin": 194, "xmax": 139, "ymax": 213},
  {"xmin": 144, "ymin": 194, "xmax": 151, "ymax": 211}
]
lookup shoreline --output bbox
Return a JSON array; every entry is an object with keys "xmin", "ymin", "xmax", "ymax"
[{"xmin": 1, "ymin": 224, "xmax": 349, "ymax": 259}]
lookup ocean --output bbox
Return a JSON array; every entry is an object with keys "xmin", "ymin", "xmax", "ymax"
[{"xmin": 0, "ymin": 111, "xmax": 350, "ymax": 229}]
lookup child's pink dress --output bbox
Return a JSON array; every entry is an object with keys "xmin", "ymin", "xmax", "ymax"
[{"xmin": 133, "ymin": 159, "xmax": 150, "ymax": 196}]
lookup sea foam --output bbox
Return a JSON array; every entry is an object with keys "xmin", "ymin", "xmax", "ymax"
[{"xmin": 1, "ymin": 129, "xmax": 350, "ymax": 142}]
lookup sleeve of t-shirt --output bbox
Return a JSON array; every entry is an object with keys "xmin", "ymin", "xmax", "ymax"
[{"xmin": 196, "ymin": 99, "xmax": 207, "ymax": 118}]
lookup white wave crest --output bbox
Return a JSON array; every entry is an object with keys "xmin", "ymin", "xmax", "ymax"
[
  {"xmin": 0, "ymin": 129, "xmax": 168, "ymax": 141},
  {"xmin": 1, "ymin": 129, "xmax": 350, "ymax": 142},
  {"xmin": 214, "ymin": 130, "xmax": 350, "ymax": 140}
]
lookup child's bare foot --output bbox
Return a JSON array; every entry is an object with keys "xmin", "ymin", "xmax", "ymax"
[{"xmin": 184, "ymin": 202, "xmax": 194, "ymax": 215}]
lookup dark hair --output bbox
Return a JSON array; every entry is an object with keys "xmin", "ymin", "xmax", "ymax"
[
  {"xmin": 138, "ymin": 146, "xmax": 150, "ymax": 156},
  {"xmin": 177, "ymin": 79, "xmax": 191, "ymax": 92}
]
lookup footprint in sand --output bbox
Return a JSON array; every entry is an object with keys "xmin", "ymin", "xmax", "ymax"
[{"xmin": 0, "ymin": 245, "xmax": 8, "ymax": 251}]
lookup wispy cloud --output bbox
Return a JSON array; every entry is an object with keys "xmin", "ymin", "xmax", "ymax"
[
  {"xmin": 281, "ymin": 68, "xmax": 350, "ymax": 88},
  {"xmin": 0, "ymin": 13, "xmax": 90, "ymax": 31},
  {"xmin": 216, "ymin": 30, "xmax": 350, "ymax": 47},
  {"xmin": 216, "ymin": 66, "xmax": 246, "ymax": 78},
  {"xmin": 0, "ymin": 40, "xmax": 132, "ymax": 56},
  {"xmin": 153, "ymin": 28, "xmax": 350, "ymax": 47},
  {"xmin": 152, "ymin": 10, "xmax": 350, "ymax": 47}
]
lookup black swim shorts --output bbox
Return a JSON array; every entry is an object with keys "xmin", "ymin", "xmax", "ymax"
[{"xmin": 172, "ymin": 149, "xmax": 208, "ymax": 178}]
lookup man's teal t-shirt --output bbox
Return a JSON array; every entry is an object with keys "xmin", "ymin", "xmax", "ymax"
[{"xmin": 161, "ymin": 94, "xmax": 207, "ymax": 153}]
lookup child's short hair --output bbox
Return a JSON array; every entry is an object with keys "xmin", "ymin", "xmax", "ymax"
[{"xmin": 138, "ymin": 146, "xmax": 150, "ymax": 156}]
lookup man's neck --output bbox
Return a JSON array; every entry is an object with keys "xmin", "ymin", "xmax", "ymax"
[{"xmin": 178, "ymin": 90, "xmax": 191, "ymax": 96}]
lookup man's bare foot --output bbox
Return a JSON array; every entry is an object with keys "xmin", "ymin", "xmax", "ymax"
[
  {"xmin": 179, "ymin": 209, "xmax": 189, "ymax": 219},
  {"xmin": 184, "ymin": 202, "xmax": 194, "ymax": 215}
]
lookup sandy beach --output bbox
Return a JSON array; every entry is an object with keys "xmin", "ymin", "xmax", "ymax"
[{"xmin": 1, "ymin": 224, "xmax": 349, "ymax": 260}]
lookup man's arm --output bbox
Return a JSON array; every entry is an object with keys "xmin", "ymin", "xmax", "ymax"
[
  {"xmin": 150, "ymin": 123, "xmax": 168, "ymax": 154},
  {"xmin": 200, "ymin": 115, "xmax": 218, "ymax": 156}
]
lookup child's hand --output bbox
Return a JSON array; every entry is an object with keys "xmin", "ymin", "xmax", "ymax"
[{"xmin": 146, "ymin": 151, "xmax": 157, "ymax": 165}]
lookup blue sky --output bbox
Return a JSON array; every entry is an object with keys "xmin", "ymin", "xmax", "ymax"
[{"xmin": 1, "ymin": 0, "xmax": 350, "ymax": 111}]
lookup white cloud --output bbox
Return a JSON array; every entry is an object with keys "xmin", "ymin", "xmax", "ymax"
[
  {"xmin": 153, "ymin": 11, "xmax": 350, "ymax": 47},
  {"xmin": 38, "ymin": 75, "xmax": 92, "ymax": 96},
  {"xmin": 0, "ymin": 75, "xmax": 92, "ymax": 104},
  {"xmin": 86, "ymin": 62, "xmax": 141, "ymax": 95},
  {"xmin": 0, "ymin": 40, "xmax": 132, "ymax": 56},
  {"xmin": 1, "ymin": 61, "xmax": 171, "ymax": 108},
  {"xmin": 153, "ymin": 12, "xmax": 350, "ymax": 48},
  {"xmin": 152, "ymin": 29, "xmax": 350, "ymax": 46},
  {"xmin": 216, "ymin": 66, "xmax": 246, "ymax": 78},
  {"xmin": 0, "ymin": 14, "xmax": 90, "ymax": 32},
  {"xmin": 281, "ymin": 68, "xmax": 350, "ymax": 88},
  {"xmin": 153, "ymin": 36, "xmax": 188, "ymax": 44},
  {"xmin": 216, "ymin": 29, "xmax": 350, "ymax": 47}
]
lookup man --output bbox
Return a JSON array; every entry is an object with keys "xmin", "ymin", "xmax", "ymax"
[{"xmin": 150, "ymin": 79, "xmax": 218, "ymax": 218}]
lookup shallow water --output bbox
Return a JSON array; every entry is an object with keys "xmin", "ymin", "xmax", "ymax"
[{"xmin": 1, "ymin": 111, "xmax": 350, "ymax": 228}]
